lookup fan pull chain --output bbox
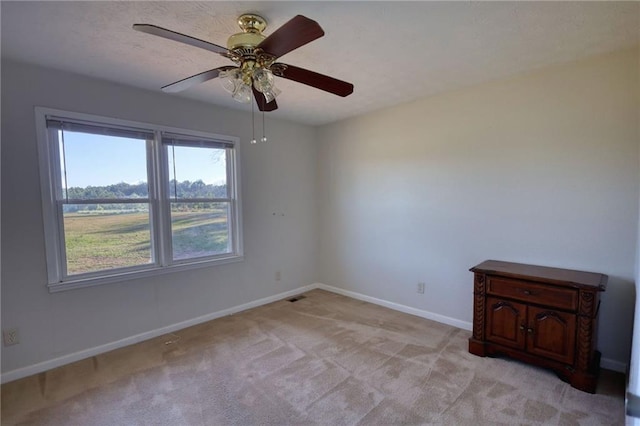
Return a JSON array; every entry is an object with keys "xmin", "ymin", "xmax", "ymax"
[{"xmin": 261, "ymin": 110, "xmax": 267, "ymax": 143}]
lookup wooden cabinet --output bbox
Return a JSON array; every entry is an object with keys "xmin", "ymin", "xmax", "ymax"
[{"xmin": 469, "ymin": 260, "xmax": 607, "ymax": 393}]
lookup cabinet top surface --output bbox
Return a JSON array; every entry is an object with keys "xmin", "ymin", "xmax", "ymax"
[{"xmin": 470, "ymin": 260, "xmax": 607, "ymax": 291}]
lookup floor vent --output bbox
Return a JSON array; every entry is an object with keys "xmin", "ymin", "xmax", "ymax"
[{"xmin": 287, "ymin": 295, "xmax": 307, "ymax": 302}]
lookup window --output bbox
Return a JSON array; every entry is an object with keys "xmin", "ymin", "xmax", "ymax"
[{"xmin": 36, "ymin": 108, "xmax": 242, "ymax": 291}]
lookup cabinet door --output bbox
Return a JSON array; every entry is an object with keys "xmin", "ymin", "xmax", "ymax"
[
  {"xmin": 485, "ymin": 297, "xmax": 526, "ymax": 350},
  {"xmin": 527, "ymin": 306, "xmax": 576, "ymax": 364}
]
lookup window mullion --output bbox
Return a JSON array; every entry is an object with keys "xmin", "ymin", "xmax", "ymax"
[
  {"xmin": 146, "ymin": 137, "xmax": 160, "ymax": 268},
  {"xmin": 153, "ymin": 133, "xmax": 173, "ymax": 266},
  {"xmin": 228, "ymin": 147, "xmax": 240, "ymax": 254}
]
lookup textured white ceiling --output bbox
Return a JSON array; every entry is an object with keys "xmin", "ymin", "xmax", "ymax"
[{"xmin": 1, "ymin": 1, "xmax": 638, "ymax": 126}]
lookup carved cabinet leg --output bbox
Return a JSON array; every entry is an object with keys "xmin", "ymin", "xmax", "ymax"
[{"xmin": 469, "ymin": 273, "xmax": 487, "ymax": 356}]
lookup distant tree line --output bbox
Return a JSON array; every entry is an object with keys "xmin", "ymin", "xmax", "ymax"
[
  {"xmin": 67, "ymin": 181, "xmax": 149, "ymax": 200},
  {"xmin": 63, "ymin": 180, "xmax": 228, "ymax": 214}
]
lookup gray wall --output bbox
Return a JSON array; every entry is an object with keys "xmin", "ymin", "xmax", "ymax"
[
  {"xmin": 2, "ymin": 47, "xmax": 638, "ymax": 378},
  {"xmin": 1, "ymin": 60, "xmax": 319, "ymax": 374},
  {"xmin": 317, "ymin": 48, "xmax": 639, "ymax": 369}
]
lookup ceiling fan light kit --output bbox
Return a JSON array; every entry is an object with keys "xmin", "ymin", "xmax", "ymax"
[{"xmin": 133, "ymin": 13, "xmax": 354, "ymax": 113}]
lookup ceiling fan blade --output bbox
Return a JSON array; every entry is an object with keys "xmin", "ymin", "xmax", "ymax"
[
  {"xmin": 257, "ymin": 15, "xmax": 324, "ymax": 59},
  {"xmin": 252, "ymin": 87, "xmax": 278, "ymax": 111},
  {"xmin": 161, "ymin": 66, "xmax": 236, "ymax": 93},
  {"xmin": 133, "ymin": 24, "xmax": 229, "ymax": 56},
  {"xmin": 275, "ymin": 64, "xmax": 354, "ymax": 97}
]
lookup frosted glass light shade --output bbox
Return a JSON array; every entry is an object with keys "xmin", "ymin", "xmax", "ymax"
[
  {"xmin": 252, "ymin": 68, "xmax": 275, "ymax": 93},
  {"xmin": 262, "ymin": 86, "xmax": 281, "ymax": 103},
  {"xmin": 220, "ymin": 67, "xmax": 279, "ymax": 105},
  {"xmin": 219, "ymin": 69, "xmax": 241, "ymax": 94},
  {"xmin": 232, "ymin": 82, "xmax": 252, "ymax": 103}
]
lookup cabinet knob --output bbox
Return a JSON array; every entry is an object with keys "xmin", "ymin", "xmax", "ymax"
[
  {"xmin": 519, "ymin": 325, "xmax": 525, "ymax": 331},
  {"xmin": 523, "ymin": 290, "xmax": 531, "ymax": 295},
  {"xmin": 527, "ymin": 328, "xmax": 534, "ymax": 334}
]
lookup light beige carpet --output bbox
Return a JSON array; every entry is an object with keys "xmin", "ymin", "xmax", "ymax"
[{"xmin": 1, "ymin": 289, "xmax": 625, "ymax": 425}]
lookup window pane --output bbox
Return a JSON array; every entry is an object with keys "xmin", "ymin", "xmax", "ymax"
[
  {"xmin": 61, "ymin": 130, "xmax": 148, "ymax": 200},
  {"xmin": 171, "ymin": 202, "xmax": 230, "ymax": 260},
  {"xmin": 63, "ymin": 204, "xmax": 152, "ymax": 275},
  {"xmin": 167, "ymin": 145, "xmax": 227, "ymax": 199}
]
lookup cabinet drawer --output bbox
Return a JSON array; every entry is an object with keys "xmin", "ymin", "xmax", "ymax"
[{"xmin": 487, "ymin": 277, "xmax": 578, "ymax": 311}]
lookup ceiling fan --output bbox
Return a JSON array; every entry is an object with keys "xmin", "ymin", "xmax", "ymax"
[{"xmin": 133, "ymin": 14, "xmax": 354, "ymax": 112}]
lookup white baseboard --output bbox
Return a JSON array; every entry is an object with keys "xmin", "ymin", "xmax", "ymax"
[
  {"xmin": 0, "ymin": 284, "xmax": 316, "ymax": 384},
  {"xmin": 601, "ymin": 358, "xmax": 628, "ymax": 373},
  {"xmin": 314, "ymin": 283, "xmax": 473, "ymax": 331},
  {"xmin": 1, "ymin": 282, "xmax": 627, "ymax": 383}
]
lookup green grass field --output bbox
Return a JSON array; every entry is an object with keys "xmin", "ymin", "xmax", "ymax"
[{"xmin": 63, "ymin": 209, "xmax": 229, "ymax": 275}]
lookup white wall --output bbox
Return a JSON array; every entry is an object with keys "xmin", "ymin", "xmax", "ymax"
[
  {"xmin": 317, "ymin": 48, "xmax": 640, "ymax": 369},
  {"xmin": 629, "ymin": 145, "xmax": 640, "ymax": 421},
  {"xmin": 0, "ymin": 60, "xmax": 319, "ymax": 374},
  {"xmin": 627, "ymin": 48, "xmax": 640, "ymax": 422}
]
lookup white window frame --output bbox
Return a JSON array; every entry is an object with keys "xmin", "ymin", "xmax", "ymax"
[{"xmin": 35, "ymin": 107, "xmax": 243, "ymax": 292}]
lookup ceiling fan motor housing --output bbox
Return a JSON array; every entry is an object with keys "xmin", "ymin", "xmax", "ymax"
[{"xmin": 227, "ymin": 14, "xmax": 267, "ymax": 51}]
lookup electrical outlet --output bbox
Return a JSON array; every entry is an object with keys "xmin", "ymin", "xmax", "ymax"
[
  {"xmin": 275, "ymin": 270, "xmax": 282, "ymax": 281},
  {"xmin": 417, "ymin": 282, "xmax": 425, "ymax": 294},
  {"xmin": 3, "ymin": 328, "xmax": 19, "ymax": 346}
]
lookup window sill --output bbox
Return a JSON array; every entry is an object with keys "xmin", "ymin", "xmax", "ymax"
[{"xmin": 47, "ymin": 255, "xmax": 244, "ymax": 293}]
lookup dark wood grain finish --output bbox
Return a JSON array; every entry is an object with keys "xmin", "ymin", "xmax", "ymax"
[
  {"xmin": 487, "ymin": 277, "xmax": 578, "ymax": 311},
  {"xmin": 527, "ymin": 306, "xmax": 576, "ymax": 364},
  {"xmin": 471, "ymin": 260, "xmax": 607, "ymax": 290},
  {"xmin": 257, "ymin": 15, "xmax": 324, "ymax": 59},
  {"xmin": 577, "ymin": 290, "xmax": 599, "ymax": 372},
  {"xmin": 275, "ymin": 64, "xmax": 354, "ymax": 97},
  {"xmin": 472, "ymin": 274, "xmax": 486, "ymax": 341},
  {"xmin": 161, "ymin": 66, "xmax": 235, "ymax": 93},
  {"xmin": 468, "ymin": 260, "xmax": 606, "ymax": 393},
  {"xmin": 486, "ymin": 297, "xmax": 526, "ymax": 350},
  {"xmin": 133, "ymin": 24, "xmax": 229, "ymax": 55}
]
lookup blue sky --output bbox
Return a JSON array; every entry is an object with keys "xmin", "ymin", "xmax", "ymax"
[{"xmin": 62, "ymin": 132, "xmax": 227, "ymax": 187}]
